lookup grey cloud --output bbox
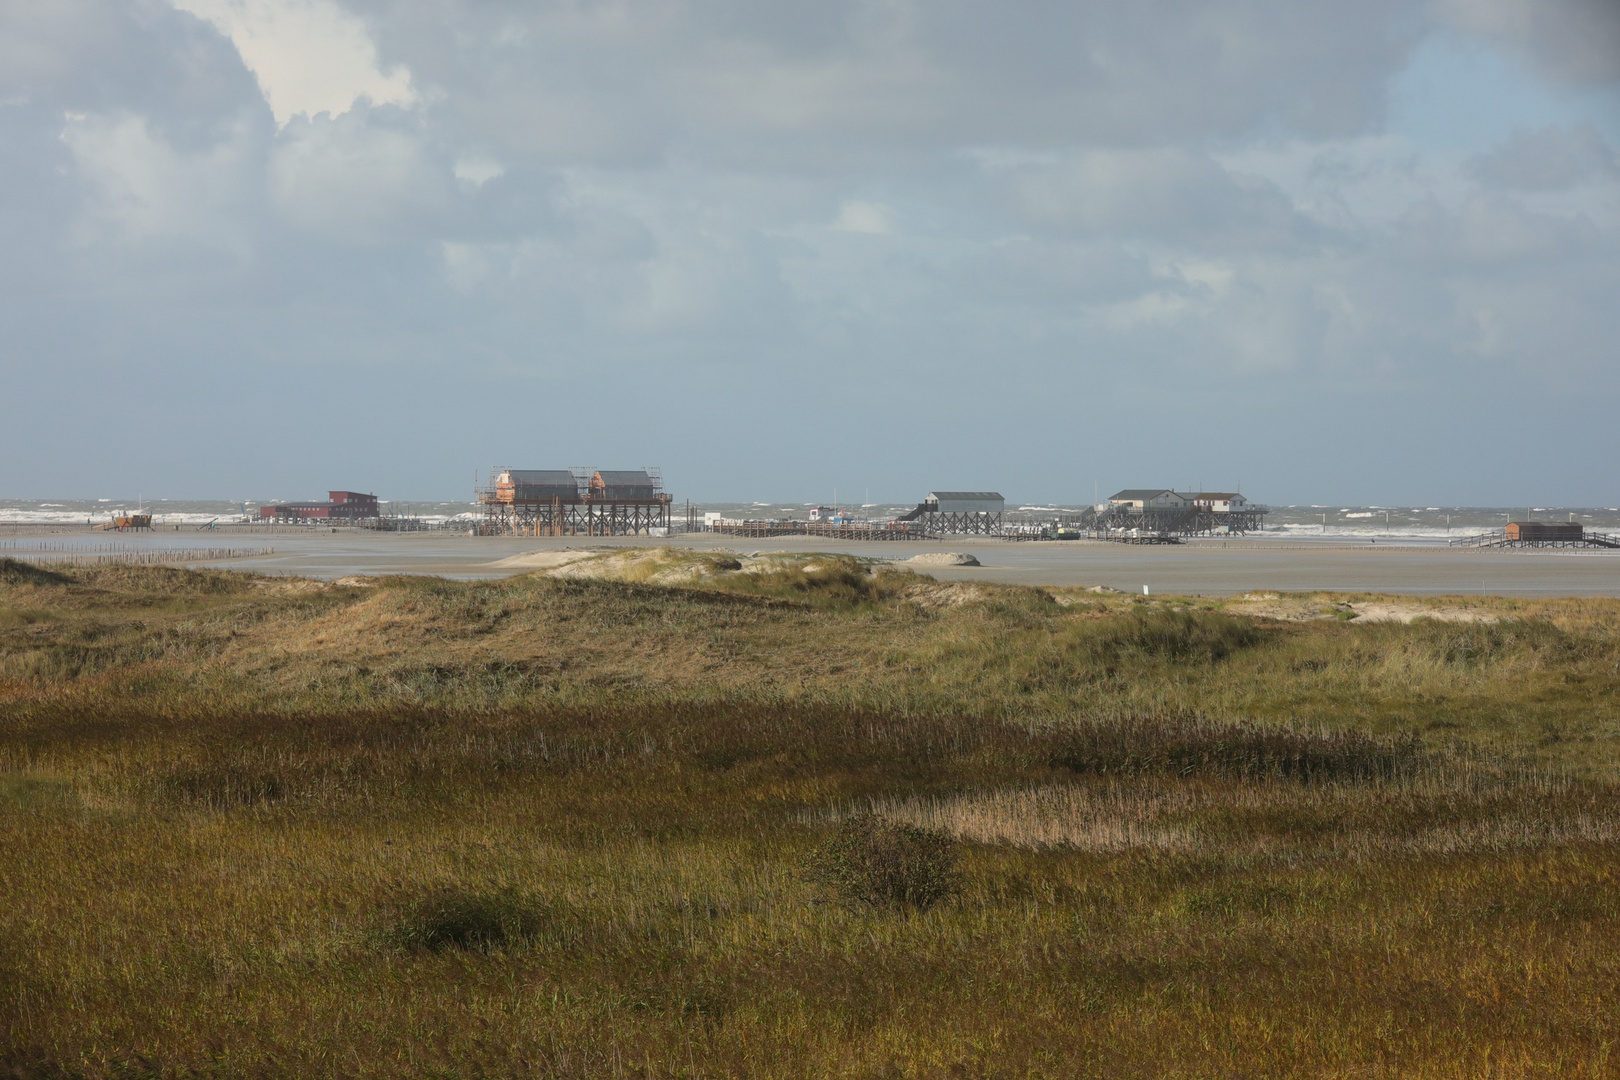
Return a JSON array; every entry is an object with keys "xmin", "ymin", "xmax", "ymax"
[
  {"xmin": 1434, "ymin": 0, "xmax": 1620, "ymax": 85},
  {"xmin": 3, "ymin": 0, "xmax": 1619, "ymax": 504},
  {"xmin": 1012, "ymin": 148, "xmax": 1316, "ymax": 250},
  {"xmin": 1395, "ymin": 194, "xmax": 1601, "ymax": 267},
  {"xmin": 1469, "ymin": 124, "xmax": 1619, "ymax": 190},
  {"xmin": 353, "ymin": 0, "xmax": 1421, "ymax": 171},
  {"xmin": 1444, "ymin": 261, "xmax": 1620, "ymax": 367},
  {"xmin": 952, "ymin": 239, "xmax": 1157, "ymax": 310},
  {"xmin": 270, "ymin": 106, "xmax": 457, "ymax": 242},
  {"xmin": 0, "ymin": 0, "xmax": 264, "ymax": 143}
]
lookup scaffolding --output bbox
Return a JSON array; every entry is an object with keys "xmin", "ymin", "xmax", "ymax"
[
  {"xmin": 477, "ymin": 467, "xmax": 672, "ymax": 537},
  {"xmin": 1087, "ymin": 506, "xmax": 1268, "ymax": 540},
  {"xmin": 918, "ymin": 509, "xmax": 1002, "ymax": 535},
  {"xmin": 893, "ymin": 492, "xmax": 1005, "ymax": 535}
]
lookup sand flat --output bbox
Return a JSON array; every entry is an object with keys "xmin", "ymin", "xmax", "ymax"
[
  {"xmin": 5, "ymin": 528, "xmax": 1619, "ymax": 596},
  {"xmin": 485, "ymin": 549, "xmax": 603, "ymax": 571}
]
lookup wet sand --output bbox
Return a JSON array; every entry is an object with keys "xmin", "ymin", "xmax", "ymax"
[{"xmin": 7, "ymin": 529, "xmax": 1619, "ymax": 597}]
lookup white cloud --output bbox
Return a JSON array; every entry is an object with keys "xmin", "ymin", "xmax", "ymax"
[
  {"xmin": 832, "ymin": 200, "xmax": 893, "ymax": 234},
  {"xmin": 452, "ymin": 153, "xmax": 504, "ymax": 190},
  {"xmin": 60, "ymin": 109, "xmax": 258, "ymax": 251},
  {"xmin": 268, "ymin": 109, "xmax": 447, "ymax": 238},
  {"xmin": 170, "ymin": 0, "xmax": 415, "ymax": 125}
]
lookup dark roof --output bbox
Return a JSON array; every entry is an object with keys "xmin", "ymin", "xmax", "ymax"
[
  {"xmin": 590, "ymin": 470, "xmax": 661, "ymax": 500},
  {"xmin": 1188, "ymin": 492, "xmax": 1242, "ymax": 500},
  {"xmin": 927, "ymin": 491, "xmax": 1004, "ymax": 500},
  {"xmin": 1109, "ymin": 489, "xmax": 1176, "ymax": 501},
  {"xmin": 506, "ymin": 470, "xmax": 578, "ymax": 486}
]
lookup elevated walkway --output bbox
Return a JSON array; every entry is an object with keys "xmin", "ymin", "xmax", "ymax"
[{"xmin": 1450, "ymin": 530, "xmax": 1620, "ymax": 550}]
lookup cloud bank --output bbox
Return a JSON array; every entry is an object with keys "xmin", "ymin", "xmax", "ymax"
[{"xmin": 0, "ymin": 0, "xmax": 1617, "ymax": 503}]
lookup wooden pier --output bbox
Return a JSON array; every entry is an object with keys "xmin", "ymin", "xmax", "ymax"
[
  {"xmin": 477, "ymin": 468, "xmax": 672, "ymax": 537},
  {"xmin": 709, "ymin": 521, "xmax": 926, "ymax": 541},
  {"xmin": 1084, "ymin": 506, "xmax": 1266, "ymax": 541},
  {"xmin": 1450, "ymin": 524, "xmax": 1620, "ymax": 550}
]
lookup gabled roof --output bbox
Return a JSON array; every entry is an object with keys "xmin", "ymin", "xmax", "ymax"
[
  {"xmin": 594, "ymin": 470, "xmax": 655, "ymax": 484},
  {"xmin": 506, "ymin": 469, "xmax": 577, "ymax": 483},
  {"xmin": 504, "ymin": 470, "xmax": 580, "ymax": 495},
  {"xmin": 928, "ymin": 491, "xmax": 1003, "ymax": 500},
  {"xmin": 1188, "ymin": 492, "xmax": 1243, "ymax": 500},
  {"xmin": 1109, "ymin": 489, "xmax": 1176, "ymax": 501}
]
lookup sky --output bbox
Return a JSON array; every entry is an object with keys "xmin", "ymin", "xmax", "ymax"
[{"xmin": 1, "ymin": 0, "xmax": 1618, "ymax": 506}]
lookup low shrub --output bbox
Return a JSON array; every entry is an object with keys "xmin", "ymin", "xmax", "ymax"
[
  {"xmin": 1424, "ymin": 620, "xmax": 1570, "ymax": 666},
  {"xmin": 158, "ymin": 765, "xmax": 284, "ymax": 808},
  {"xmin": 1081, "ymin": 608, "xmax": 1262, "ymax": 664},
  {"xmin": 721, "ymin": 557, "xmax": 907, "ymax": 609},
  {"xmin": 387, "ymin": 887, "xmax": 545, "ymax": 952},
  {"xmin": 0, "ymin": 558, "xmax": 69, "ymax": 588},
  {"xmin": 1052, "ymin": 714, "xmax": 1421, "ymax": 782},
  {"xmin": 0, "ymin": 1046, "xmax": 167, "ymax": 1080},
  {"xmin": 809, "ymin": 814, "xmax": 959, "ymax": 910}
]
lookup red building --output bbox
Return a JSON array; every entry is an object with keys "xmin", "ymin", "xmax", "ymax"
[{"xmin": 260, "ymin": 491, "xmax": 381, "ymax": 522}]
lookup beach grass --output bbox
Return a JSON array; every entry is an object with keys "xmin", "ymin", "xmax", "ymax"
[{"xmin": 3, "ymin": 554, "xmax": 1620, "ymax": 1077}]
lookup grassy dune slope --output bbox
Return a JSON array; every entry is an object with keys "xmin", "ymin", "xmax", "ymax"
[{"xmin": 3, "ymin": 552, "xmax": 1620, "ymax": 1078}]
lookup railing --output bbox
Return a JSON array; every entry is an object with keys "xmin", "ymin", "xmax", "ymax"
[
  {"xmin": 0, "ymin": 545, "xmax": 272, "ymax": 567},
  {"xmin": 1450, "ymin": 530, "xmax": 1620, "ymax": 550}
]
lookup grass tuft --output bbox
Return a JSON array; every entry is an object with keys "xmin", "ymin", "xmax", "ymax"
[
  {"xmin": 157, "ymin": 765, "xmax": 284, "ymax": 809},
  {"xmin": 1082, "ymin": 607, "xmax": 1263, "ymax": 663},
  {"xmin": 385, "ymin": 887, "xmax": 547, "ymax": 952},
  {"xmin": 808, "ymin": 813, "xmax": 959, "ymax": 910},
  {"xmin": 712, "ymin": 555, "xmax": 909, "ymax": 608},
  {"xmin": 0, "ymin": 558, "xmax": 69, "ymax": 588},
  {"xmin": 1051, "ymin": 713, "xmax": 1421, "ymax": 781}
]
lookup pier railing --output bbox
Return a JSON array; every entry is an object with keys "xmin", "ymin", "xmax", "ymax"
[{"xmin": 1448, "ymin": 530, "xmax": 1620, "ymax": 550}]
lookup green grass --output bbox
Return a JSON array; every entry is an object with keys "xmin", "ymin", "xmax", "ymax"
[{"xmin": 3, "ymin": 554, "xmax": 1620, "ymax": 1077}]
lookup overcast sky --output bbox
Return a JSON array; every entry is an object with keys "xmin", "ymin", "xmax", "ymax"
[{"xmin": 2, "ymin": 0, "xmax": 1618, "ymax": 505}]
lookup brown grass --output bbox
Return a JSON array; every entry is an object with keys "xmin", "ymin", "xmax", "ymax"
[{"xmin": 3, "ymin": 555, "xmax": 1620, "ymax": 1077}]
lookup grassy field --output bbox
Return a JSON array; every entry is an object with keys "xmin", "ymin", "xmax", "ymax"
[{"xmin": 3, "ymin": 549, "xmax": 1620, "ymax": 1078}]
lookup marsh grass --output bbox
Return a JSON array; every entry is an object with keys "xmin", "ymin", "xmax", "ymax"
[
  {"xmin": 1049, "ymin": 713, "xmax": 1422, "ymax": 781},
  {"xmin": 4, "ymin": 560, "xmax": 1620, "ymax": 1076},
  {"xmin": 0, "ymin": 558, "xmax": 69, "ymax": 588},
  {"xmin": 1081, "ymin": 606, "xmax": 1263, "ymax": 663},
  {"xmin": 385, "ymin": 887, "xmax": 550, "ymax": 952},
  {"xmin": 807, "ymin": 814, "xmax": 959, "ymax": 910},
  {"xmin": 155, "ymin": 764, "xmax": 285, "ymax": 809}
]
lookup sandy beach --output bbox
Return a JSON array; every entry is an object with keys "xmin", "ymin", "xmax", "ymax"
[{"xmin": 5, "ymin": 528, "xmax": 1620, "ymax": 596}]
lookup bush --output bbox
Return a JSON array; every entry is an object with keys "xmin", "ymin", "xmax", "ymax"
[
  {"xmin": 159, "ymin": 765, "xmax": 284, "ymax": 808},
  {"xmin": 0, "ymin": 558, "xmax": 68, "ymax": 587},
  {"xmin": 1083, "ymin": 608, "xmax": 1261, "ymax": 664},
  {"xmin": 388, "ymin": 887, "xmax": 544, "ymax": 952},
  {"xmin": 722, "ymin": 556, "xmax": 906, "ymax": 608},
  {"xmin": 809, "ymin": 814, "xmax": 958, "ymax": 910}
]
